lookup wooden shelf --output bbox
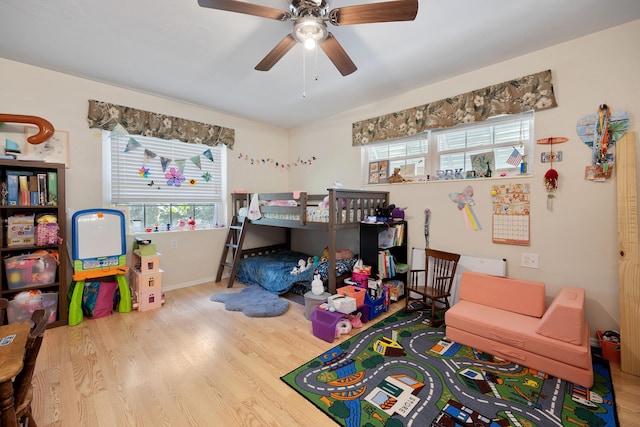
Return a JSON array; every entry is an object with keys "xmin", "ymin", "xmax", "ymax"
[{"xmin": 0, "ymin": 160, "xmax": 67, "ymax": 328}]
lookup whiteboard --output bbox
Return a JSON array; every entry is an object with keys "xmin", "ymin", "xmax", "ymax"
[
  {"xmin": 72, "ymin": 209, "xmax": 126, "ymax": 260},
  {"xmin": 410, "ymin": 248, "xmax": 507, "ymax": 304}
]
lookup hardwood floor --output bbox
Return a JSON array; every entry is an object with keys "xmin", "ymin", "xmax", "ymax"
[{"xmin": 32, "ymin": 281, "xmax": 640, "ymax": 426}]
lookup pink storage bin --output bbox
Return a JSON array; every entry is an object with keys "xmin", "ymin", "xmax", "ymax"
[{"xmin": 351, "ymin": 272, "xmax": 370, "ymax": 287}]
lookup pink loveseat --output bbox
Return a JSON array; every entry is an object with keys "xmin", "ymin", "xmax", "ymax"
[{"xmin": 445, "ymin": 271, "xmax": 593, "ymax": 388}]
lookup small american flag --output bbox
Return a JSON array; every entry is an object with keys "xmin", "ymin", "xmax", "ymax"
[{"xmin": 506, "ymin": 148, "xmax": 523, "ymax": 167}]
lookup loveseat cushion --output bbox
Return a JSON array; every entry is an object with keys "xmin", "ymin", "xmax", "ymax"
[
  {"xmin": 458, "ymin": 272, "xmax": 546, "ymax": 318},
  {"xmin": 446, "ymin": 300, "xmax": 591, "ymax": 369},
  {"xmin": 535, "ymin": 286, "xmax": 585, "ymax": 345}
]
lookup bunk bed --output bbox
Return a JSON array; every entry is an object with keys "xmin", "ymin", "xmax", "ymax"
[{"xmin": 221, "ymin": 189, "xmax": 390, "ymax": 294}]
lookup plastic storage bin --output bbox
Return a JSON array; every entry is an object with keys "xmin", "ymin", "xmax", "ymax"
[
  {"xmin": 337, "ymin": 285, "xmax": 367, "ymax": 307},
  {"xmin": 597, "ymin": 330, "xmax": 621, "ymax": 363},
  {"xmin": 351, "ymin": 272, "xmax": 370, "ymax": 287},
  {"xmin": 4, "ymin": 251, "xmax": 58, "ymax": 289},
  {"xmin": 7, "ymin": 291, "xmax": 58, "ymax": 324}
]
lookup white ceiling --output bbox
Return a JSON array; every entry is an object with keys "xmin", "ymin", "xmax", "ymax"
[{"xmin": 1, "ymin": 1, "xmax": 639, "ymax": 129}]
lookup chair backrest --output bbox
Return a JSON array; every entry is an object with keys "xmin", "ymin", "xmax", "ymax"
[
  {"xmin": 13, "ymin": 309, "xmax": 48, "ymax": 408},
  {"xmin": 426, "ymin": 248, "xmax": 461, "ymax": 294},
  {"xmin": 0, "ymin": 298, "xmax": 8, "ymax": 325}
]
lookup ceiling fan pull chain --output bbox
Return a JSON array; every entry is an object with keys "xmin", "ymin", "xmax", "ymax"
[
  {"xmin": 314, "ymin": 45, "xmax": 319, "ymax": 81},
  {"xmin": 302, "ymin": 47, "xmax": 307, "ymax": 98}
]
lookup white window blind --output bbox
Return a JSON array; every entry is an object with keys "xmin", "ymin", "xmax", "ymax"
[{"xmin": 109, "ymin": 135, "xmax": 223, "ymax": 204}]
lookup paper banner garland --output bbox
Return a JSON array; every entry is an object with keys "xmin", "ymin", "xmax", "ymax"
[
  {"xmin": 237, "ymin": 153, "xmax": 317, "ymax": 170},
  {"xmin": 449, "ymin": 185, "xmax": 482, "ymax": 231},
  {"xmin": 121, "ymin": 135, "xmax": 215, "ymax": 189},
  {"xmin": 125, "ymin": 137, "xmax": 142, "ymax": 152}
]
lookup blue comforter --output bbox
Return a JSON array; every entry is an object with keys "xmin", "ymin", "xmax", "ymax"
[{"xmin": 235, "ymin": 250, "xmax": 357, "ymax": 295}]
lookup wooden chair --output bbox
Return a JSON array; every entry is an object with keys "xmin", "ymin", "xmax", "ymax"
[
  {"xmin": 13, "ymin": 309, "xmax": 48, "ymax": 427},
  {"xmin": 405, "ymin": 248, "xmax": 461, "ymax": 326},
  {"xmin": 0, "ymin": 298, "xmax": 8, "ymax": 325}
]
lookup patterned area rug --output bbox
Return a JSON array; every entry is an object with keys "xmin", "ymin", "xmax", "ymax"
[{"xmin": 282, "ymin": 310, "xmax": 618, "ymax": 427}]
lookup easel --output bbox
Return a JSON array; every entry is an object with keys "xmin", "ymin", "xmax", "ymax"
[{"xmin": 67, "ymin": 209, "xmax": 132, "ymax": 326}]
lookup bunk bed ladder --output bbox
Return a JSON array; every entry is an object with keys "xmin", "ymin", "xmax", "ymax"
[{"xmin": 216, "ymin": 216, "xmax": 248, "ymax": 287}]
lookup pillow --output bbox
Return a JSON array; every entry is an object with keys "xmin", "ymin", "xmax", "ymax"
[{"xmin": 535, "ymin": 286, "xmax": 585, "ymax": 345}]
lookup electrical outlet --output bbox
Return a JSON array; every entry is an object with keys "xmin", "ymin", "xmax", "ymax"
[
  {"xmin": 171, "ymin": 239, "xmax": 178, "ymax": 249},
  {"xmin": 521, "ymin": 253, "xmax": 539, "ymax": 269}
]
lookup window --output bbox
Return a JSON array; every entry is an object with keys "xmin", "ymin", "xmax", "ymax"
[
  {"xmin": 104, "ymin": 132, "xmax": 226, "ymax": 232},
  {"xmin": 362, "ymin": 112, "xmax": 533, "ymax": 182}
]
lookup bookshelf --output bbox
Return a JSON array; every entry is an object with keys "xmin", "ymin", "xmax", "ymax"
[
  {"xmin": 0, "ymin": 160, "xmax": 67, "ymax": 327},
  {"xmin": 359, "ymin": 220, "xmax": 407, "ymax": 290}
]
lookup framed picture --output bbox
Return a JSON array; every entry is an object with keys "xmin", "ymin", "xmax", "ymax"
[
  {"xmin": 368, "ymin": 160, "xmax": 389, "ymax": 184},
  {"xmin": 471, "ymin": 152, "xmax": 495, "ymax": 178},
  {"xmin": 25, "ymin": 128, "xmax": 70, "ymax": 168}
]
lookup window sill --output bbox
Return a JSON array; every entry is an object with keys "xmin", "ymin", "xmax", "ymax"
[{"xmin": 363, "ymin": 173, "xmax": 533, "ymax": 187}]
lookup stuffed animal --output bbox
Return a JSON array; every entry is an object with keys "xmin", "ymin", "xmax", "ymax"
[
  {"xmin": 319, "ymin": 181, "xmax": 345, "ymax": 209},
  {"xmin": 311, "ymin": 274, "xmax": 324, "ymax": 295},
  {"xmin": 290, "ymin": 259, "xmax": 307, "ymax": 275},
  {"xmin": 387, "ymin": 168, "xmax": 404, "ymax": 183},
  {"xmin": 349, "ymin": 312, "xmax": 363, "ymax": 328},
  {"xmin": 335, "ymin": 318, "xmax": 353, "ymax": 337}
]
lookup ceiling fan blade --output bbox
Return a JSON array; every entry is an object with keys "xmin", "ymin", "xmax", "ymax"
[
  {"xmin": 198, "ymin": 0, "xmax": 290, "ymax": 21},
  {"xmin": 319, "ymin": 33, "xmax": 357, "ymax": 76},
  {"xmin": 329, "ymin": 0, "xmax": 418, "ymax": 26},
  {"xmin": 255, "ymin": 34, "xmax": 297, "ymax": 71}
]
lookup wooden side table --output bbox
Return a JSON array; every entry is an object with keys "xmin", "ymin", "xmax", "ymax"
[{"xmin": 0, "ymin": 321, "xmax": 30, "ymax": 427}]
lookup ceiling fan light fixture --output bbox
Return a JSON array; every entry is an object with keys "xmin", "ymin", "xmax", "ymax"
[{"xmin": 293, "ymin": 18, "xmax": 328, "ymax": 49}]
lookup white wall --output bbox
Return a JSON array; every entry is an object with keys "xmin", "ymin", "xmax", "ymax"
[
  {"xmin": 0, "ymin": 58, "xmax": 289, "ymax": 291},
  {"xmin": 288, "ymin": 20, "xmax": 640, "ymax": 334}
]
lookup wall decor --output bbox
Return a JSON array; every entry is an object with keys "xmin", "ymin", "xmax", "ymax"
[
  {"xmin": 576, "ymin": 105, "xmax": 629, "ymax": 182},
  {"xmin": 492, "ymin": 183, "xmax": 530, "ymax": 246},
  {"xmin": 368, "ymin": 160, "xmax": 389, "ymax": 184},
  {"xmin": 449, "ymin": 185, "xmax": 481, "ymax": 231},
  {"xmin": 25, "ymin": 128, "xmax": 70, "ymax": 167}
]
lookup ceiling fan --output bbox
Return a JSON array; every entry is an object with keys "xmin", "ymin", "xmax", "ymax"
[{"xmin": 198, "ymin": 0, "xmax": 419, "ymax": 76}]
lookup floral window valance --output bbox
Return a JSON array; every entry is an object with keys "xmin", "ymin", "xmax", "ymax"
[
  {"xmin": 87, "ymin": 99, "xmax": 235, "ymax": 148},
  {"xmin": 352, "ymin": 69, "xmax": 557, "ymax": 146}
]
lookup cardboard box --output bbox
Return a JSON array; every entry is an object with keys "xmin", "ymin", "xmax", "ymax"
[{"xmin": 7, "ymin": 214, "xmax": 35, "ymax": 246}]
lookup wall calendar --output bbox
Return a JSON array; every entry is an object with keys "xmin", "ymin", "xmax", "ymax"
[{"xmin": 491, "ymin": 183, "xmax": 530, "ymax": 246}]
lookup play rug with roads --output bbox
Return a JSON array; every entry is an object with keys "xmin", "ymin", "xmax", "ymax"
[{"xmin": 281, "ymin": 310, "xmax": 618, "ymax": 427}]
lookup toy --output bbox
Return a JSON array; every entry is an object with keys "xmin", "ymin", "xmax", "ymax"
[
  {"xmin": 290, "ymin": 259, "xmax": 308, "ymax": 275},
  {"xmin": 387, "ymin": 168, "xmax": 404, "ymax": 183},
  {"xmin": 375, "ymin": 203, "xmax": 396, "ymax": 219},
  {"xmin": 335, "ymin": 318, "xmax": 353, "ymax": 337},
  {"xmin": 319, "ymin": 181, "xmax": 344, "ymax": 209},
  {"xmin": 349, "ymin": 312, "xmax": 363, "ymax": 328},
  {"xmin": 311, "ymin": 274, "xmax": 324, "ymax": 295}
]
